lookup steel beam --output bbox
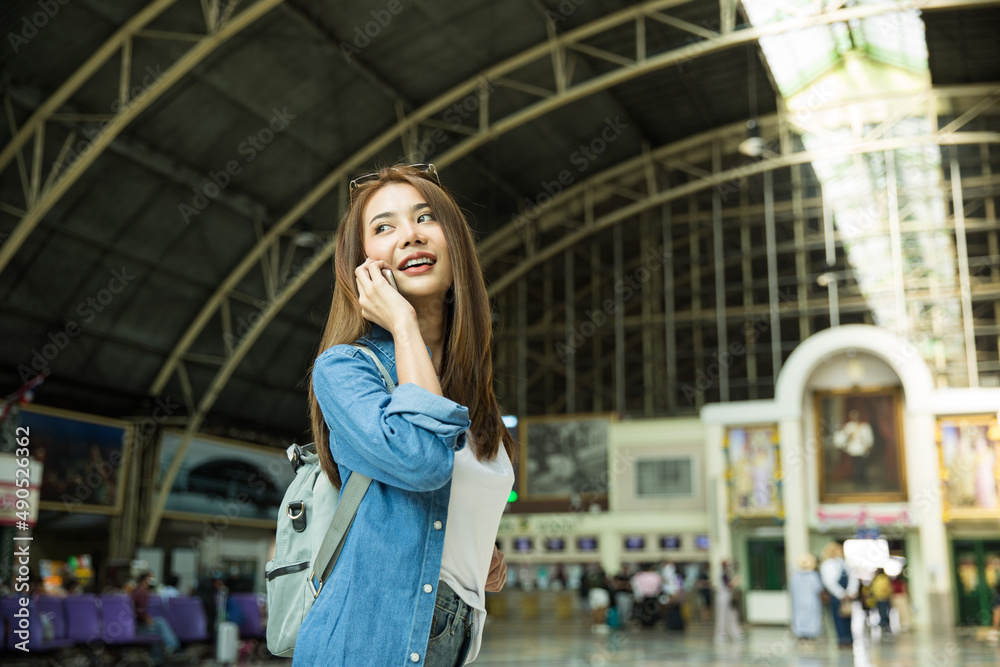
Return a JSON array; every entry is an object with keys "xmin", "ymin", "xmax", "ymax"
[
  {"xmin": 591, "ymin": 240, "xmax": 602, "ymax": 412},
  {"xmin": 950, "ymin": 152, "xmax": 980, "ymax": 387},
  {"xmin": 148, "ymin": 83, "xmax": 997, "ymax": 540},
  {"xmin": 0, "ymin": 0, "xmax": 287, "ymax": 277},
  {"xmin": 886, "ymin": 149, "xmax": 908, "ymax": 335},
  {"xmin": 822, "ymin": 193, "xmax": 840, "ymax": 327},
  {"xmin": 613, "ymin": 224, "xmax": 626, "ymax": 413},
  {"xmin": 480, "ymin": 84, "xmax": 1000, "ymax": 268},
  {"xmin": 663, "ymin": 201, "xmax": 677, "ymax": 412},
  {"xmin": 147, "ymin": 2, "xmax": 998, "ymax": 400},
  {"xmin": 432, "ymin": 1, "xmax": 995, "ymax": 166},
  {"xmin": 689, "ymin": 195, "xmax": 704, "ymax": 410},
  {"xmin": 484, "ymin": 131, "xmax": 1000, "ymax": 297},
  {"xmin": 740, "ymin": 185, "xmax": 759, "ymax": 397},
  {"xmin": 712, "ymin": 143, "xmax": 728, "ymax": 401},
  {"xmin": 0, "ymin": 0, "xmax": 180, "ymax": 175},
  {"xmin": 764, "ymin": 170, "xmax": 782, "ymax": 385},
  {"xmin": 5, "ymin": 84, "xmax": 271, "ymax": 222},
  {"xmin": 518, "ymin": 279, "xmax": 528, "ymax": 417},
  {"xmin": 564, "ymin": 248, "xmax": 575, "ymax": 414},
  {"xmin": 143, "ymin": 228, "xmax": 323, "ymax": 545},
  {"xmin": 640, "ymin": 213, "xmax": 655, "ymax": 416}
]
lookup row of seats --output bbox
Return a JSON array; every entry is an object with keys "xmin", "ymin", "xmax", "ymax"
[
  {"xmin": 148, "ymin": 594, "xmax": 267, "ymax": 642},
  {"xmin": 2, "ymin": 594, "xmax": 159, "ymax": 654},
  {"xmin": 0, "ymin": 593, "xmax": 266, "ymax": 654}
]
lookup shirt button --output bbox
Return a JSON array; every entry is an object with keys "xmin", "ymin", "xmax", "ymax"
[
  {"xmin": 433, "ymin": 521, "xmax": 443, "ymax": 530},
  {"xmin": 423, "ymin": 584, "xmax": 433, "ymax": 593},
  {"xmin": 410, "ymin": 653, "xmax": 420, "ymax": 662}
]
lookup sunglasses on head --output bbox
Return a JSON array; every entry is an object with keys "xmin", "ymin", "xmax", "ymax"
[{"xmin": 348, "ymin": 163, "xmax": 441, "ymax": 203}]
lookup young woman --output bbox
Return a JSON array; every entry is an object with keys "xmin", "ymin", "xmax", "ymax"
[{"xmin": 294, "ymin": 165, "xmax": 517, "ymax": 667}]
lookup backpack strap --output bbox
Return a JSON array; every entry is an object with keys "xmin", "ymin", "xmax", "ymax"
[
  {"xmin": 307, "ymin": 342, "xmax": 393, "ymax": 598},
  {"xmin": 352, "ymin": 344, "xmax": 395, "ymax": 392},
  {"xmin": 308, "ymin": 471, "xmax": 370, "ymax": 598}
]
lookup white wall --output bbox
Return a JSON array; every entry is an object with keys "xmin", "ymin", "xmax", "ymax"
[
  {"xmin": 502, "ymin": 416, "xmax": 711, "ymax": 575},
  {"xmin": 610, "ymin": 417, "xmax": 706, "ymax": 513},
  {"xmin": 699, "ymin": 325, "xmax": 1000, "ymax": 630}
]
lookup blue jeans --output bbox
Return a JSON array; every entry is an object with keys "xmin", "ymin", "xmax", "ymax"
[
  {"xmin": 138, "ymin": 616, "xmax": 180, "ymax": 656},
  {"xmin": 425, "ymin": 581, "xmax": 473, "ymax": 667},
  {"xmin": 828, "ymin": 598, "xmax": 852, "ymax": 644},
  {"xmin": 877, "ymin": 601, "xmax": 891, "ymax": 629}
]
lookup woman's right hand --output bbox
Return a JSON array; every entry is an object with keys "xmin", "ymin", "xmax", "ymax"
[
  {"xmin": 355, "ymin": 258, "xmax": 415, "ymax": 334},
  {"xmin": 485, "ymin": 546, "xmax": 507, "ymax": 592}
]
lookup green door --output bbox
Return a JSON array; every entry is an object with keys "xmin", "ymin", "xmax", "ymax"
[
  {"xmin": 747, "ymin": 539, "xmax": 787, "ymax": 590},
  {"xmin": 953, "ymin": 540, "xmax": 1000, "ymax": 626}
]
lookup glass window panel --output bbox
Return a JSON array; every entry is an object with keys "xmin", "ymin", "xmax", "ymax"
[{"xmin": 635, "ymin": 458, "xmax": 693, "ymax": 497}]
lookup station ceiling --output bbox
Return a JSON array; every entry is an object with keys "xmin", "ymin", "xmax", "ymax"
[{"xmin": 1, "ymin": 0, "xmax": 997, "ymax": 445}]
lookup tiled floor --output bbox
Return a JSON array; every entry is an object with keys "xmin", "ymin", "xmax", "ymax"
[
  {"xmin": 193, "ymin": 621, "xmax": 1000, "ymax": 666},
  {"xmin": 473, "ymin": 620, "xmax": 1000, "ymax": 666}
]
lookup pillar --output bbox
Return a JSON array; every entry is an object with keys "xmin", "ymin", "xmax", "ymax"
[{"xmin": 780, "ymin": 416, "xmax": 809, "ymax": 576}]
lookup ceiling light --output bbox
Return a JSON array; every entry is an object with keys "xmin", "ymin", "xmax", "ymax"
[
  {"xmin": 817, "ymin": 272, "xmax": 836, "ymax": 287},
  {"xmin": 293, "ymin": 231, "xmax": 320, "ymax": 247}
]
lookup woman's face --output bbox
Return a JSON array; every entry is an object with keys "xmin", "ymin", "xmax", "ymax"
[{"xmin": 362, "ymin": 182, "xmax": 454, "ymax": 302}]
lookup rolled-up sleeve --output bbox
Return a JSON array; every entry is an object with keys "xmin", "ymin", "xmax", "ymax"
[{"xmin": 313, "ymin": 345, "xmax": 470, "ymax": 492}]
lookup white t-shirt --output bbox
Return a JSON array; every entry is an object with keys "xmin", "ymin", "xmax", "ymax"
[{"xmin": 438, "ymin": 434, "xmax": 514, "ymax": 664}]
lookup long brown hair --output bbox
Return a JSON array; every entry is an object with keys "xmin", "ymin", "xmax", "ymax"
[{"xmin": 309, "ymin": 165, "xmax": 517, "ymax": 489}]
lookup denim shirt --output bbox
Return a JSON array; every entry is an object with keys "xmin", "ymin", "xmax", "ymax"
[{"xmin": 293, "ymin": 325, "xmax": 471, "ymax": 667}]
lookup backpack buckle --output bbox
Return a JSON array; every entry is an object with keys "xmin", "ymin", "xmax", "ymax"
[
  {"xmin": 287, "ymin": 501, "xmax": 307, "ymax": 532},
  {"xmin": 290, "ymin": 445, "xmax": 305, "ymax": 473},
  {"xmin": 288, "ymin": 442, "xmax": 317, "ymax": 473},
  {"xmin": 308, "ymin": 571, "xmax": 323, "ymax": 598},
  {"xmin": 286, "ymin": 502, "xmax": 304, "ymax": 520}
]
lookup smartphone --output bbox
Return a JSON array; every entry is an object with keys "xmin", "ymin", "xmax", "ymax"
[{"xmin": 381, "ymin": 269, "xmax": 398, "ymax": 291}]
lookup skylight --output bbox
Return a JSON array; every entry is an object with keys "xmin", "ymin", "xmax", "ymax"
[
  {"xmin": 742, "ymin": 0, "xmax": 929, "ymax": 96},
  {"xmin": 741, "ymin": 0, "xmax": 967, "ymax": 383}
]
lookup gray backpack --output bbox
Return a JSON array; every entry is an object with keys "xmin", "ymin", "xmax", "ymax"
[{"xmin": 264, "ymin": 344, "xmax": 393, "ymax": 657}]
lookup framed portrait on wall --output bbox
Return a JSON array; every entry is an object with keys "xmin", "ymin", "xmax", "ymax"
[
  {"xmin": 815, "ymin": 387, "xmax": 906, "ymax": 503},
  {"xmin": 726, "ymin": 424, "xmax": 781, "ymax": 518},
  {"xmin": 520, "ymin": 414, "xmax": 612, "ymax": 500},
  {"xmin": 19, "ymin": 406, "xmax": 131, "ymax": 514},
  {"xmin": 938, "ymin": 415, "xmax": 1000, "ymax": 520}
]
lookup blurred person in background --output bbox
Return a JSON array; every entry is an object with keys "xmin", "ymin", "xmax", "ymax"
[
  {"xmin": 713, "ymin": 560, "xmax": 743, "ymax": 643},
  {"xmin": 132, "ymin": 571, "xmax": 179, "ymax": 661},
  {"xmin": 790, "ymin": 554, "xmax": 823, "ymax": 641},
  {"xmin": 988, "ymin": 578, "xmax": 1000, "ymax": 641},
  {"xmin": 551, "ymin": 564, "xmax": 567, "ymax": 591},
  {"xmin": 159, "ymin": 573, "xmax": 181, "ymax": 598},
  {"xmin": 660, "ymin": 562, "xmax": 685, "ymax": 632},
  {"xmin": 226, "ymin": 564, "xmax": 252, "ymax": 593},
  {"xmin": 889, "ymin": 574, "xmax": 910, "ymax": 633},
  {"xmin": 871, "ymin": 568, "xmax": 893, "ymax": 633},
  {"xmin": 632, "ymin": 563, "xmax": 663, "ymax": 628},
  {"xmin": 610, "ymin": 569, "xmax": 634, "ymax": 628},
  {"xmin": 587, "ymin": 570, "xmax": 611, "ymax": 634},
  {"xmin": 578, "ymin": 564, "xmax": 592, "ymax": 623},
  {"xmin": 696, "ymin": 565, "xmax": 713, "ymax": 622},
  {"xmin": 820, "ymin": 542, "xmax": 858, "ymax": 647},
  {"xmin": 196, "ymin": 569, "xmax": 226, "ymax": 638},
  {"xmin": 857, "ymin": 574, "xmax": 879, "ymax": 639}
]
